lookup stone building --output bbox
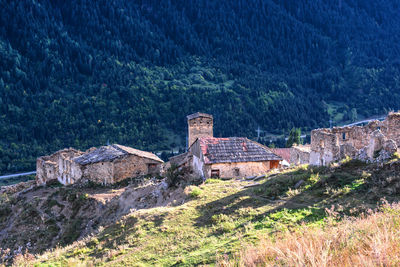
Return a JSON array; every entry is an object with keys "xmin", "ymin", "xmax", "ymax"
[
  {"xmin": 37, "ymin": 144, "xmax": 163, "ymax": 185},
  {"xmin": 171, "ymin": 112, "xmax": 282, "ymax": 179},
  {"xmin": 187, "ymin": 112, "xmax": 213, "ymax": 148},
  {"xmin": 310, "ymin": 112, "xmax": 400, "ymax": 166},
  {"xmin": 73, "ymin": 144, "xmax": 163, "ymax": 184},
  {"xmin": 189, "ymin": 137, "xmax": 282, "ymax": 179}
]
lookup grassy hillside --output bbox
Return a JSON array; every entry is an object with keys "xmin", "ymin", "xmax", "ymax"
[
  {"xmin": 2, "ymin": 0, "xmax": 400, "ymax": 173},
  {"xmin": 3, "ymin": 157, "xmax": 400, "ymax": 266}
]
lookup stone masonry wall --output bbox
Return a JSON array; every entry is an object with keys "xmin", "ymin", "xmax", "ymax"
[
  {"xmin": 112, "ymin": 155, "xmax": 162, "ymax": 183},
  {"xmin": 188, "ymin": 116, "xmax": 213, "ymax": 148},
  {"xmin": 203, "ymin": 160, "xmax": 278, "ymax": 179},
  {"xmin": 81, "ymin": 161, "xmax": 114, "ymax": 184},
  {"xmin": 290, "ymin": 145, "xmax": 311, "ymax": 165},
  {"xmin": 36, "ymin": 148, "xmax": 83, "ymax": 185},
  {"xmin": 310, "ymin": 112, "xmax": 400, "ymax": 166}
]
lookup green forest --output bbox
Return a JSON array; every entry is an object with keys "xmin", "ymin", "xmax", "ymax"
[{"xmin": 1, "ymin": 0, "xmax": 400, "ymax": 173}]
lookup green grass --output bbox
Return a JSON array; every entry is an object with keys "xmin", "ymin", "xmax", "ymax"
[{"xmin": 24, "ymin": 161, "xmax": 398, "ymax": 266}]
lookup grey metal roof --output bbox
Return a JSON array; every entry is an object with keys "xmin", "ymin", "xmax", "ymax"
[{"xmin": 199, "ymin": 137, "xmax": 282, "ymax": 164}]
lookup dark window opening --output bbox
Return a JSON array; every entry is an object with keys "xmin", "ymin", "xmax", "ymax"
[
  {"xmin": 211, "ymin": 169, "xmax": 220, "ymax": 178},
  {"xmin": 377, "ymin": 126, "xmax": 381, "ymax": 130},
  {"xmin": 342, "ymin": 132, "xmax": 346, "ymax": 140},
  {"xmin": 234, "ymin": 168, "xmax": 240, "ymax": 176},
  {"xmin": 147, "ymin": 163, "xmax": 157, "ymax": 173}
]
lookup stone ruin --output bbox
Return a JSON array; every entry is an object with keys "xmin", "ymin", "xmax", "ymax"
[
  {"xmin": 310, "ymin": 112, "xmax": 400, "ymax": 166},
  {"xmin": 36, "ymin": 144, "xmax": 163, "ymax": 186},
  {"xmin": 290, "ymin": 144, "xmax": 311, "ymax": 165}
]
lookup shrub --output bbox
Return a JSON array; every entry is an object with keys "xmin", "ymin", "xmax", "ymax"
[{"xmin": 189, "ymin": 187, "xmax": 202, "ymax": 198}]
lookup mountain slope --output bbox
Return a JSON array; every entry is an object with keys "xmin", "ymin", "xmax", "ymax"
[
  {"xmin": 4, "ymin": 159, "xmax": 400, "ymax": 265},
  {"xmin": 1, "ymin": 0, "xmax": 400, "ymax": 172}
]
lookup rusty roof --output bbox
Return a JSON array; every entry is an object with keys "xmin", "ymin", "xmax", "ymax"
[
  {"xmin": 74, "ymin": 144, "xmax": 163, "ymax": 165},
  {"xmin": 186, "ymin": 112, "xmax": 213, "ymax": 120},
  {"xmin": 198, "ymin": 137, "xmax": 282, "ymax": 164}
]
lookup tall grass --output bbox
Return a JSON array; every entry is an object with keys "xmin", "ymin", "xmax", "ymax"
[{"xmin": 219, "ymin": 201, "xmax": 400, "ymax": 267}]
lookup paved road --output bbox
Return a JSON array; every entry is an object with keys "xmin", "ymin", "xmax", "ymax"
[
  {"xmin": 341, "ymin": 116, "xmax": 386, "ymax": 127},
  {"xmin": 282, "ymin": 115, "xmax": 386, "ymax": 141},
  {"xmin": 0, "ymin": 171, "xmax": 36, "ymax": 180}
]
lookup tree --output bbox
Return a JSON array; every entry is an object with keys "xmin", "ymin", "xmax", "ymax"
[
  {"xmin": 286, "ymin": 128, "xmax": 302, "ymax": 147},
  {"xmin": 350, "ymin": 108, "xmax": 358, "ymax": 122}
]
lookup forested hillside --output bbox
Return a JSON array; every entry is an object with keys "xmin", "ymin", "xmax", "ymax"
[{"xmin": 1, "ymin": 0, "xmax": 400, "ymax": 173}]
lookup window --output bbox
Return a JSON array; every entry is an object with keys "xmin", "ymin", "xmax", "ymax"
[
  {"xmin": 234, "ymin": 168, "xmax": 240, "ymax": 176},
  {"xmin": 377, "ymin": 126, "xmax": 381, "ymax": 130},
  {"xmin": 147, "ymin": 163, "xmax": 157, "ymax": 173},
  {"xmin": 211, "ymin": 169, "xmax": 220, "ymax": 178},
  {"xmin": 342, "ymin": 132, "xmax": 346, "ymax": 140}
]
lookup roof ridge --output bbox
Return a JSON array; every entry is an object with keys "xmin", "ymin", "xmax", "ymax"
[{"xmin": 111, "ymin": 144, "xmax": 129, "ymax": 155}]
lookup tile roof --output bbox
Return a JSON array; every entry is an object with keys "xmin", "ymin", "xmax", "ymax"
[
  {"xmin": 198, "ymin": 137, "xmax": 282, "ymax": 164},
  {"xmin": 270, "ymin": 148, "xmax": 291, "ymax": 163},
  {"xmin": 74, "ymin": 144, "xmax": 163, "ymax": 165},
  {"xmin": 186, "ymin": 112, "xmax": 213, "ymax": 120}
]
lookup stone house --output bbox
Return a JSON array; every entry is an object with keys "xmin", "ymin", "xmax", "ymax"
[
  {"xmin": 189, "ymin": 137, "xmax": 282, "ymax": 179},
  {"xmin": 37, "ymin": 144, "xmax": 163, "ymax": 185},
  {"xmin": 73, "ymin": 144, "xmax": 163, "ymax": 184},
  {"xmin": 310, "ymin": 112, "xmax": 400, "ymax": 166},
  {"xmin": 170, "ymin": 112, "xmax": 282, "ymax": 179}
]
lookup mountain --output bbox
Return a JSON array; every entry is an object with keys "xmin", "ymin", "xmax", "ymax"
[{"xmin": 1, "ymin": 0, "xmax": 400, "ymax": 173}]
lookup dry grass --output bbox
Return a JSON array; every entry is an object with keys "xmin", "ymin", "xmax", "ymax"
[{"xmin": 220, "ymin": 201, "xmax": 400, "ymax": 267}]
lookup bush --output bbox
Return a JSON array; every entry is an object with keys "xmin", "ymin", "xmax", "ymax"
[{"xmin": 189, "ymin": 187, "xmax": 202, "ymax": 198}]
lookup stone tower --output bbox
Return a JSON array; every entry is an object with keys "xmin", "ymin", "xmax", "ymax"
[{"xmin": 187, "ymin": 112, "xmax": 213, "ymax": 148}]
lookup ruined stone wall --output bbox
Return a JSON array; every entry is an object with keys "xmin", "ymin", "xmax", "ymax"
[
  {"xmin": 188, "ymin": 116, "xmax": 213, "ymax": 148},
  {"xmin": 310, "ymin": 112, "xmax": 400, "ymax": 166},
  {"xmin": 36, "ymin": 158, "xmax": 57, "ymax": 185},
  {"xmin": 36, "ymin": 148, "xmax": 83, "ymax": 185},
  {"xmin": 58, "ymin": 158, "xmax": 83, "ymax": 185},
  {"xmin": 290, "ymin": 145, "xmax": 311, "ymax": 165},
  {"xmin": 203, "ymin": 160, "xmax": 277, "ymax": 179},
  {"xmin": 382, "ymin": 113, "xmax": 400, "ymax": 144}
]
